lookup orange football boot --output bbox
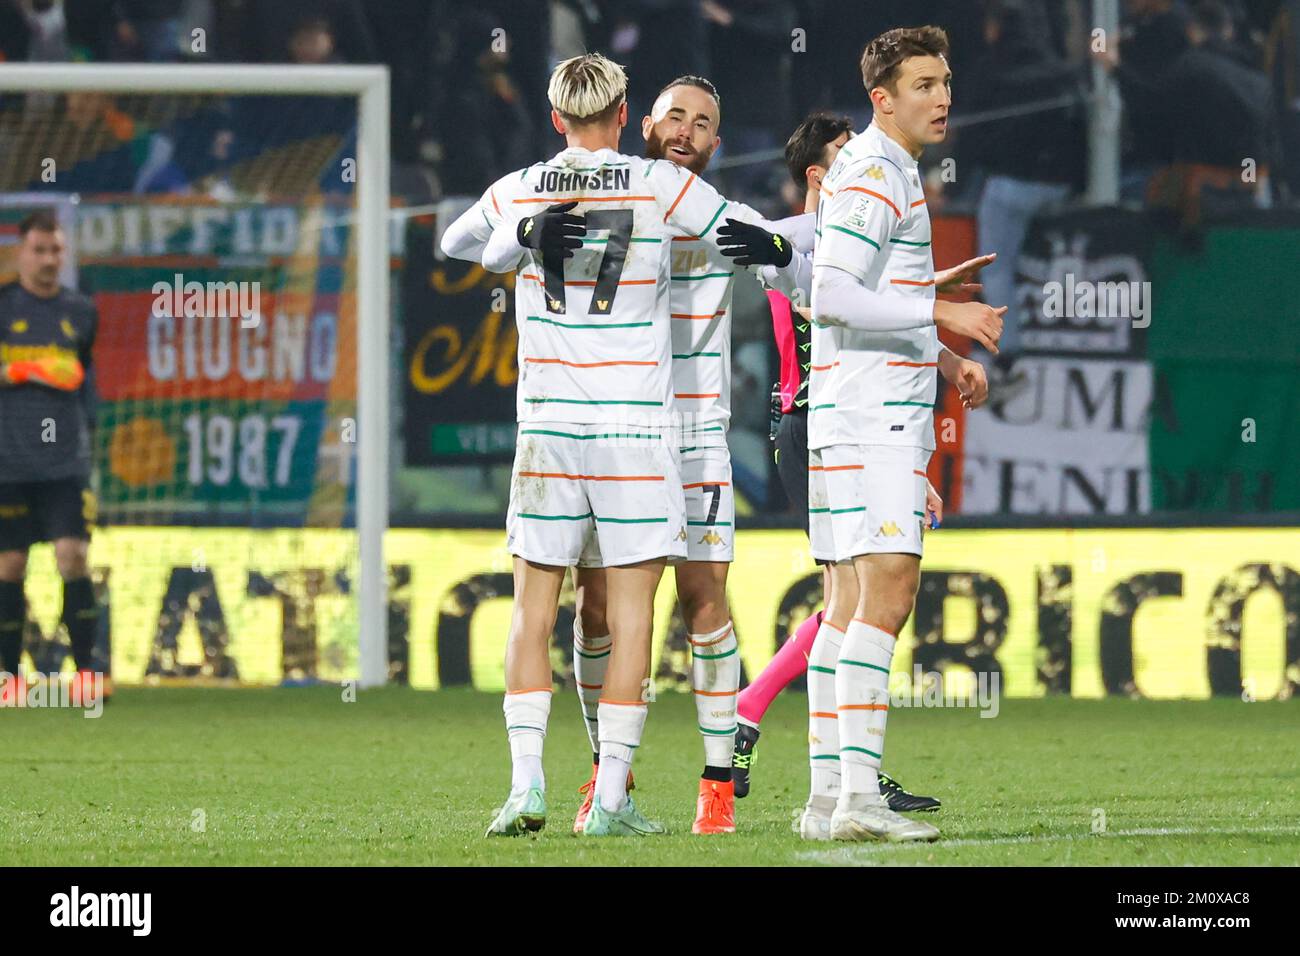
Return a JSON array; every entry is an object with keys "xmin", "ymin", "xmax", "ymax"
[{"xmin": 692, "ymin": 778, "xmax": 736, "ymax": 834}]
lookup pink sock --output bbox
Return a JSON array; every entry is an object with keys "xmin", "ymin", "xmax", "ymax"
[{"xmin": 737, "ymin": 611, "xmax": 823, "ymax": 726}]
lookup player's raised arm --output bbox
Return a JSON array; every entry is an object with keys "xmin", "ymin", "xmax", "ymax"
[
  {"xmin": 440, "ymin": 198, "xmax": 496, "ymax": 263},
  {"xmin": 810, "ymin": 164, "xmax": 1004, "ymax": 348},
  {"xmin": 439, "ymin": 176, "xmax": 535, "ymax": 270},
  {"xmin": 647, "ymin": 162, "xmax": 809, "ymax": 303},
  {"xmin": 479, "ymin": 197, "xmax": 586, "ymax": 275}
]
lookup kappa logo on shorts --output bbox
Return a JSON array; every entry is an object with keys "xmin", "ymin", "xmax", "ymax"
[
  {"xmin": 674, "ymin": 526, "xmax": 688, "ymax": 542},
  {"xmin": 877, "ymin": 521, "xmax": 902, "ymax": 537},
  {"xmin": 698, "ymin": 530, "xmax": 725, "ymax": 546}
]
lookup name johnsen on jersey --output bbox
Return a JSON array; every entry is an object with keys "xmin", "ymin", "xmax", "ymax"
[{"xmin": 534, "ymin": 168, "xmax": 631, "ymax": 193}]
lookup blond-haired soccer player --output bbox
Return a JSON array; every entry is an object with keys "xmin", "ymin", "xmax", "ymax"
[
  {"xmin": 441, "ymin": 53, "xmax": 801, "ymax": 837},
  {"xmin": 804, "ymin": 26, "xmax": 1004, "ymax": 842}
]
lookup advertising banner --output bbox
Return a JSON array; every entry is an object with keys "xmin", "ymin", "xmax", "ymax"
[
  {"xmin": 17, "ymin": 527, "xmax": 1298, "ymax": 700},
  {"xmin": 403, "ymin": 217, "xmax": 518, "ymax": 465}
]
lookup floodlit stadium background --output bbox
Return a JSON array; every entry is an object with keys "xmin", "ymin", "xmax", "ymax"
[{"xmin": 3, "ymin": 0, "xmax": 1297, "ymax": 699}]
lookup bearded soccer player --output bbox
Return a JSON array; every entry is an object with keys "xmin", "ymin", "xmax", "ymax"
[
  {"xmin": 799, "ymin": 26, "xmax": 1005, "ymax": 842},
  {"xmin": 726, "ymin": 112, "xmax": 991, "ymax": 815},
  {"xmin": 440, "ymin": 54, "xmax": 803, "ymax": 837},
  {"xmin": 0, "ymin": 211, "xmax": 104, "ymax": 706},
  {"xmin": 562, "ymin": 75, "xmax": 821, "ymax": 835}
]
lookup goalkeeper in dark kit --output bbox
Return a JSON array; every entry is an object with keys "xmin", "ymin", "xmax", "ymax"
[{"xmin": 0, "ymin": 210, "xmax": 107, "ymax": 706}]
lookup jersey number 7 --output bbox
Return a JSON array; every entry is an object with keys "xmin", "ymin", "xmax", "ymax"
[{"xmin": 541, "ymin": 209, "xmax": 633, "ymax": 316}]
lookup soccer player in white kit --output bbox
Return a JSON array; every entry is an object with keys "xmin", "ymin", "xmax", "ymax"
[
  {"xmin": 567, "ymin": 75, "xmax": 810, "ymax": 836},
  {"xmin": 440, "ymin": 54, "xmax": 802, "ymax": 837},
  {"xmin": 806, "ymin": 26, "xmax": 1007, "ymax": 842}
]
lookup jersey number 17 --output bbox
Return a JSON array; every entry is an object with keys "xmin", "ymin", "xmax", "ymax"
[{"xmin": 541, "ymin": 209, "xmax": 633, "ymax": 316}]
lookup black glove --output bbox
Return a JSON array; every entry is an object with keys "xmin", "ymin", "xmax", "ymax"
[
  {"xmin": 517, "ymin": 201, "xmax": 585, "ymax": 260},
  {"xmin": 716, "ymin": 217, "xmax": 793, "ymax": 268}
]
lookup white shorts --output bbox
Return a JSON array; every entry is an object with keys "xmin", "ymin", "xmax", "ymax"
[
  {"xmin": 578, "ymin": 444, "xmax": 733, "ymax": 566},
  {"xmin": 507, "ymin": 425, "xmax": 688, "ymax": 568},
  {"xmin": 808, "ymin": 444, "xmax": 931, "ymax": 562},
  {"xmin": 679, "ymin": 445, "xmax": 734, "ymax": 562}
]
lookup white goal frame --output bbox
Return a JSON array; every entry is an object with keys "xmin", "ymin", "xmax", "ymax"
[{"xmin": 0, "ymin": 64, "xmax": 391, "ymax": 688}]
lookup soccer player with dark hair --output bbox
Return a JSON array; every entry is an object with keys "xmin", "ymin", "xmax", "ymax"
[
  {"xmin": 0, "ymin": 211, "xmax": 104, "ymax": 706},
  {"xmin": 726, "ymin": 109, "xmax": 989, "ymax": 816},
  {"xmin": 796, "ymin": 25, "xmax": 1001, "ymax": 841}
]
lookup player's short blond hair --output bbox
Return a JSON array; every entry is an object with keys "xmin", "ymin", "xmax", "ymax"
[{"xmin": 548, "ymin": 53, "xmax": 627, "ymax": 126}]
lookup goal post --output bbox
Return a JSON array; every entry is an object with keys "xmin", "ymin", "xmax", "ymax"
[{"xmin": 0, "ymin": 64, "xmax": 391, "ymax": 688}]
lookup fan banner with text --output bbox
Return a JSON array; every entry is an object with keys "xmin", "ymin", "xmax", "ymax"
[
  {"xmin": 17, "ymin": 527, "xmax": 1298, "ymax": 699},
  {"xmin": 79, "ymin": 196, "xmax": 360, "ymax": 525}
]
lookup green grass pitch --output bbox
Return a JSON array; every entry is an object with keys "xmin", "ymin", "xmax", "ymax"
[{"xmin": 3, "ymin": 688, "xmax": 1297, "ymax": 865}]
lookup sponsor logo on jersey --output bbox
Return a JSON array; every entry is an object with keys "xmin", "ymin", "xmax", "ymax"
[
  {"xmin": 846, "ymin": 195, "xmax": 872, "ymax": 231},
  {"xmin": 11, "ymin": 319, "xmax": 28, "ymax": 333},
  {"xmin": 61, "ymin": 318, "xmax": 75, "ymax": 339},
  {"xmin": 865, "ymin": 164, "xmax": 885, "ymax": 181}
]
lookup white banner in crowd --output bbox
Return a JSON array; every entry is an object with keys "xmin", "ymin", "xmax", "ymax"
[{"xmin": 962, "ymin": 357, "xmax": 1153, "ymax": 515}]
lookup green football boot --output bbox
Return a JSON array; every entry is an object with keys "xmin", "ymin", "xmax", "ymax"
[
  {"xmin": 484, "ymin": 787, "xmax": 547, "ymax": 837},
  {"xmin": 581, "ymin": 795, "xmax": 666, "ymax": 837}
]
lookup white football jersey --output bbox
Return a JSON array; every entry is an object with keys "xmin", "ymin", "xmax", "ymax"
[
  {"xmin": 810, "ymin": 123, "xmax": 939, "ymax": 451},
  {"xmin": 666, "ymin": 236, "xmax": 733, "ymax": 448},
  {"xmin": 474, "ymin": 146, "xmax": 765, "ymax": 430}
]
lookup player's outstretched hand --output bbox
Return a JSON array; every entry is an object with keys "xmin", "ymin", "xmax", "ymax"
[
  {"xmin": 935, "ymin": 252, "xmax": 996, "ymax": 295},
  {"xmin": 3, "ymin": 355, "xmax": 85, "ymax": 391},
  {"xmin": 933, "ymin": 300, "xmax": 1005, "ymax": 354},
  {"xmin": 517, "ymin": 201, "xmax": 586, "ymax": 260},
  {"xmin": 716, "ymin": 218, "xmax": 793, "ymax": 268}
]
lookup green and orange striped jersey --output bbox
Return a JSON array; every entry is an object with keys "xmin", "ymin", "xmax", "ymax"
[
  {"xmin": 810, "ymin": 123, "xmax": 939, "ymax": 451},
  {"xmin": 474, "ymin": 146, "xmax": 773, "ymax": 430}
]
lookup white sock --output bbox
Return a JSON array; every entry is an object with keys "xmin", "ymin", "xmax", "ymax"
[
  {"xmin": 503, "ymin": 689, "xmax": 551, "ymax": 792},
  {"xmin": 836, "ymin": 620, "xmax": 895, "ymax": 800},
  {"xmin": 807, "ymin": 619, "xmax": 845, "ymax": 800},
  {"xmin": 572, "ymin": 619, "xmax": 611, "ymax": 757},
  {"xmin": 690, "ymin": 620, "xmax": 739, "ymax": 768},
  {"xmin": 596, "ymin": 699, "xmax": 648, "ymax": 811}
]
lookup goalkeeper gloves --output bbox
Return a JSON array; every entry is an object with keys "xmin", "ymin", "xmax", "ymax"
[
  {"xmin": 2, "ymin": 355, "xmax": 86, "ymax": 391},
  {"xmin": 517, "ymin": 201, "xmax": 586, "ymax": 261},
  {"xmin": 717, "ymin": 218, "xmax": 794, "ymax": 268}
]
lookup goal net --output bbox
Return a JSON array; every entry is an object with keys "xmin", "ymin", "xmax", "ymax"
[{"xmin": 0, "ymin": 66, "xmax": 390, "ymax": 689}]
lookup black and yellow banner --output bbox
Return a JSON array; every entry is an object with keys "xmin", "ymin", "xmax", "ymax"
[{"xmin": 17, "ymin": 527, "xmax": 1298, "ymax": 700}]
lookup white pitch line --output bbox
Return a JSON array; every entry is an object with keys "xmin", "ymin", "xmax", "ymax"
[{"xmin": 797, "ymin": 825, "xmax": 1300, "ymax": 865}]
